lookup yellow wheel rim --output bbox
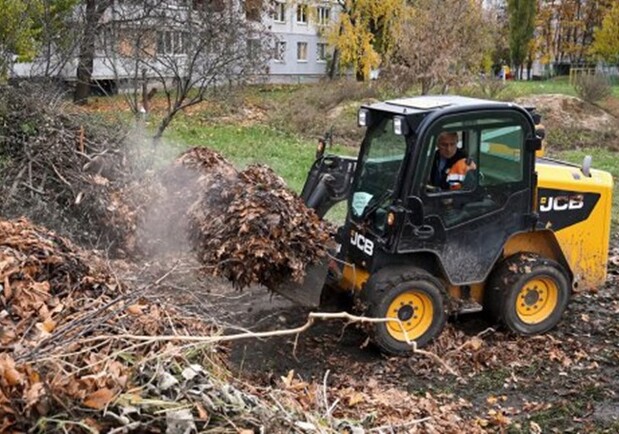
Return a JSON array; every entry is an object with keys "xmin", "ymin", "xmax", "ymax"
[
  {"xmin": 386, "ymin": 290, "xmax": 434, "ymax": 341},
  {"xmin": 515, "ymin": 277, "xmax": 559, "ymax": 324}
]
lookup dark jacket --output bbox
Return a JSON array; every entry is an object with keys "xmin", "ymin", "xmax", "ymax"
[{"xmin": 429, "ymin": 148, "xmax": 467, "ymax": 190}]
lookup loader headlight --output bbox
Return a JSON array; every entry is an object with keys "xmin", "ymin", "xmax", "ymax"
[
  {"xmin": 358, "ymin": 108, "xmax": 370, "ymax": 127},
  {"xmin": 393, "ymin": 116, "xmax": 409, "ymax": 135},
  {"xmin": 387, "ymin": 212, "xmax": 395, "ymax": 226}
]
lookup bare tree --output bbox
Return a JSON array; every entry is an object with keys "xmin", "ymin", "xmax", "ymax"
[
  {"xmin": 383, "ymin": 0, "xmax": 493, "ymax": 95},
  {"xmin": 100, "ymin": 0, "xmax": 273, "ymax": 141}
]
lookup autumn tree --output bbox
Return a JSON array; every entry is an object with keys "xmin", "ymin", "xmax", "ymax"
[
  {"xmin": 384, "ymin": 0, "xmax": 492, "ymax": 94},
  {"xmin": 327, "ymin": 0, "xmax": 404, "ymax": 81},
  {"xmin": 590, "ymin": 1, "xmax": 619, "ymax": 65},
  {"xmin": 0, "ymin": 1, "xmax": 41, "ymax": 78},
  {"xmin": 507, "ymin": 0, "xmax": 536, "ymax": 79},
  {"xmin": 0, "ymin": 0, "xmax": 79, "ymax": 80},
  {"xmin": 536, "ymin": 0, "xmax": 613, "ymax": 68},
  {"xmin": 102, "ymin": 0, "xmax": 272, "ymax": 141}
]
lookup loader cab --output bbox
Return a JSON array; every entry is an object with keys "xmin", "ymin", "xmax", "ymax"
[{"xmin": 347, "ymin": 96, "xmax": 540, "ymax": 284}]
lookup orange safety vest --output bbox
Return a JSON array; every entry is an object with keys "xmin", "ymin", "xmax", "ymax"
[{"xmin": 446, "ymin": 158, "xmax": 472, "ymax": 190}]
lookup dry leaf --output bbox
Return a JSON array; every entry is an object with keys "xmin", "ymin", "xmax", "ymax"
[
  {"xmin": 347, "ymin": 392, "xmax": 365, "ymax": 407},
  {"xmin": 83, "ymin": 388, "xmax": 115, "ymax": 410},
  {"xmin": 281, "ymin": 369, "xmax": 295, "ymax": 388},
  {"xmin": 469, "ymin": 336, "xmax": 484, "ymax": 351},
  {"xmin": 127, "ymin": 304, "xmax": 144, "ymax": 315},
  {"xmin": 3, "ymin": 366, "xmax": 23, "ymax": 386},
  {"xmin": 196, "ymin": 403, "xmax": 209, "ymax": 420},
  {"xmin": 24, "ymin": 382, "xmax": 45, "ymax": 410}
]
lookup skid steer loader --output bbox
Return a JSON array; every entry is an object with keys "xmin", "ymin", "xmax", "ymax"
[{"xmin": 280, "ymin": 95, "xmax": 613, "ymax": 355}]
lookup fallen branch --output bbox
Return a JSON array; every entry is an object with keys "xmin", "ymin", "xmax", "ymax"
[{"xmin": 70, "ymin": 311, "xmax": 459, "ymax": 376}]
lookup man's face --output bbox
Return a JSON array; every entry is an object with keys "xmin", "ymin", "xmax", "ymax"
[{"xmin": 437, "ymin": 133, "xmax": 458, "ymax": 159}]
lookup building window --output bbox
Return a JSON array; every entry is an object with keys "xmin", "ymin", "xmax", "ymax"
[
  {"xmin": 272, "ymin": 2, "xmax": 285, "ymax": 22},
  {"xmin": 297, "ymin": 42, "xmax": 307, "ymax": 61},
  {"xmin": 296, "ymin": 4, "xmax": 308, "ymax": 24},
  {"xmin": 316, "ymin": 43, "xmax": 327, "ymax": 62},
  {"xmin": 248, "ymin": 38, "xmax": 261, "ymax": 60},
  {"xmin": 317, "ymin": 6, "xmax": 330, "ymax": 25},
  {"xmin": 273, "ymin": 41, "xmax": 286, "ymax": 62},
  {"xmin": 157, "ymin": 31, "xmax": 187, "ymax": 55}
]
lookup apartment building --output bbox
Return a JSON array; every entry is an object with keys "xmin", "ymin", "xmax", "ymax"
[
  {"xmin": 10, "ymin": 1, "xmax": 338, "ymax": 88},
  {"xmin": 266, "ymin": 1, "xmax": 338, "ymax": 83}
]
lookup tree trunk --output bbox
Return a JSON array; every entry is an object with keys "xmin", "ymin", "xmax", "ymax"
[
  {"xmin": 153, "ymin": 111, "xmax": 176, "ymax": 144},
  {"xmin": 355, "ymin": 68, "xmax": 365, "ymax": 81},
  {"xmin": 421, "ymin": 79, "xmax": 431, "ymax": 95},
  {"xmin": 328, "ymin": 22, "xmax": 344, "ymax": 80},
  {"xmin": 328, "ymin": 48, "xmax": 340, "ymax": 79},
  {"xmin": 74, "ymin": 0, "xmax": 109, "ymax": 105}
]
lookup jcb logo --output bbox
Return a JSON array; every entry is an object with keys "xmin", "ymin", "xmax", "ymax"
[
  {"xmin": 351, "ymin": 230, "xmax": 374, "ymax": 256},
  {"xmin": 539, "ymin": 194, "xmax": 584, "ymax": 212}
]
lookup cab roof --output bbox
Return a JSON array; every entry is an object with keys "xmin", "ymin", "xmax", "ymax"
[{"xmin": 363, "ymin": 95, "xmax": 519, "ymax": 116}]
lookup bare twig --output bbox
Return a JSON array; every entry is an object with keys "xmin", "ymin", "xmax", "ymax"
[
  {"xmin": 70, "ymin": 311, "xmax": 459, "ymax": 376},
  {"xmin": 51, "ymin": 163, "xmax": 72, "ymax": 187},
  {"xmin": 444, "ymin": 327, "xmax": 496, "ymax": 359}
]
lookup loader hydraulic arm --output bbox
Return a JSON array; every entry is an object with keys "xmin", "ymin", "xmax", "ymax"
[{"xmin": 301, "ymin": 155, "xmax": 357, "ymax": 218}]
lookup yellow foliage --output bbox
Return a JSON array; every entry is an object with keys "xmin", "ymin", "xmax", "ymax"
[
  {"xmin": 590, "ymin": 1, "xmax": 619, "ymax": 64},
  {"xmin": 326, "ymin": 0, "xmax": 405, "ymax": 80}
]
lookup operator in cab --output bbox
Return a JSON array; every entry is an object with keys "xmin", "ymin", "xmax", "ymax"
[{"xmin": 429, "ymin": 131, "xmax": 477, "ymax": 191}]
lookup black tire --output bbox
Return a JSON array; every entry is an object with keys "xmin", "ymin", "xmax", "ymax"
[
  {"xmin": 485, "ymin": 253, "xmax": 570, "ymax": 335},
  {"xmin": 360, "ymin": 267, "xmax": 447, "ymax": 356}
]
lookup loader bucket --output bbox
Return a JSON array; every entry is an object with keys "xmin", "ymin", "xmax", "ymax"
[{"xmin": 271, "ymin": 258, "xmax": 329, "ymax": 307}]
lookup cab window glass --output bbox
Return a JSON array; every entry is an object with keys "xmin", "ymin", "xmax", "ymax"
[
  {"xmin": 419, "ymin": 115, "xmax": 527, "ymax": 227},
  {"xmin": 424, "ymin": 129, "xmax": 478, "ymax": 194},
  {"xmin": 351, "ymin": 118, "xmax": 407, "ymax": 218},
  {"xmin": 479, "ymin": 125, "xmax": 523, "ymax": 186}
]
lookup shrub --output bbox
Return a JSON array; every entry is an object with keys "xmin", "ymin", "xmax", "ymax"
[
  {"xmin": 573, "ymin": 74, "xmax": 612, "ymax": 104},
  {"xmin": 270, "ymin": 79, "xmax": 379, "ymax": 146},
  {"xmin": 454, "ymin": 77, "xmax": 508, "ymax": 100}
]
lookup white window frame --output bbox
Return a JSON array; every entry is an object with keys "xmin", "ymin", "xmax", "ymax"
[
  {"xmin": 317, "ymin": 6, "xmax": 330, "ymax": 26},
  {"xmin": 316, "ymin": 42, "xmax": 327, "ymax": 62},
  {"xmin": 272, "ymin": 2, "xmax": 286, "ymax": 23},
  {"xmin": 297, "ymin": 41, "xmax": 308, "ymax": 62},
  {"xmin": 296, "ymin": 4, "xmax": 308, "ymax": 24},
  {"xmin": 273, "ymin": 41, "xmax": 286, "ymax": 62},
  {"xmin": 157, "ymin": 31, "xmax": 187, "ymax": 56}
]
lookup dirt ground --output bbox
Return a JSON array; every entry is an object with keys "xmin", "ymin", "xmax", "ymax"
[
  {"xmin": 162, "ymin": 245, "xmax": 619, "ymax": 432},
  {"xmin": 516, "ymin": 94, "xmax": 619, "ymax": 151}
]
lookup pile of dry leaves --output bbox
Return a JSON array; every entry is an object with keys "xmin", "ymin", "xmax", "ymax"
[
  {"xmin": 151, "ymin": 147, "xmax": 334, "ymax": 290},
  {"xmin": 0, "ymin": 218, "xmax": 236, "ymax": 431},
  {"xmin": 0, "ymin": 218, "xmax": 409, "ymax": 433}
]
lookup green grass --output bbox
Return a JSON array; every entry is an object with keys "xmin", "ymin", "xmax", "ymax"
[
  {"xmin": 506, "ymin": 76, "xmax": 619, "ymax": 98},
  {"xmin": 506, "ymin": 77, "xmax": 578, "ymax": 97},
  {"xmin": 165, "ymin": 118, "xmax": 355, "ymax": 193},
  {"xmin": 553, "ymin": 148, "xmax": 619, "ymax": 227}
]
